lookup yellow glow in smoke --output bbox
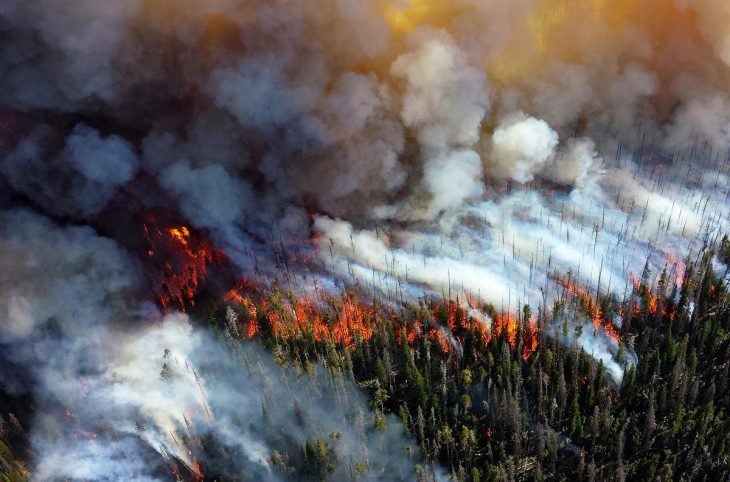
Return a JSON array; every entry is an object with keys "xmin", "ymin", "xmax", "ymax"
[
  {"xmin": 383, "ymin": 4, "xmax": 413, "ymax": 32},
  {"xmin": 380, "ymin": 0, "xmax": 642, "ymax": 84},
  {"xmin": 382, "ymin": 0, "xmax": 457, "ymax": 34},
  {"xmin": 592, "ymin": 0, "xmax": 637, "ymax": 28},
  {"xmin": 382, "ymin": 0, "xmax": 703, "ymax": 98},
  {"xmin": 489, "ymin": 0, "xmax": 641, "ymax": 84},
  {"xmin": 382, "ymin": 0, "xmax": 433, "ymax": 33},
  {"xmin": 529, "ymin": 0, "xmax": 569, "ymax": 55}
]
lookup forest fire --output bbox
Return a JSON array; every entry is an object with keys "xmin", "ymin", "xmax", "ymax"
[
  {"xmin": 143, "ymin": 218, "xmax": 216, "ymax": 312},
  {"xmin": 223, "ymin": 285, "xmax": 546, "ymax": 362},
  {"xmin": 521, "ymin": 317, "xmax": 539, "ymax": 361},
  {"xmin": 424, "ymin": 325, "xmax": 450, "ymax": 353},
  {"xmin": 228, "ymin": 293, "xmax": 377, "ymax": 349},
  {"xmin": 492, "ymin": 313, "xmax": 519, "ymax": 348},
  {"xmin": 190, "ymin": 457, "xmax": 203, "ymax": 481},
  {"xmin": 5, "ymin": 0, "xmax": 730, "ymax": 478},
  {"xmin": 553, "ymin": 277, "xmax": 621, "ymax": 343},
  {"xmin": 628, "ymin": 271, "xmax": 679, "ymax": 321},
  {"xmin": 224, "ymin": 289, "xmax": 260, "ymax": 338},
  {"xmin": 137, "ymin": 212, "xmax": 659, "ymax": 368},
  {"xmin": 663, "ymin": 250, "xmax": 686, "ymax": 289}
]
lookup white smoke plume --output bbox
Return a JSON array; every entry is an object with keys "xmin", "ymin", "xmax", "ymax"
[
  {"xmin": 489, "ymin": 113, "xmax": 559, "ymax": 184},
  {"xmin": 2, "ymin": 0, "xmax": 730, "ymax": 476},
  {"xmin": 0, "ymin": 210, "xmax": 429, "ymax": 480}
]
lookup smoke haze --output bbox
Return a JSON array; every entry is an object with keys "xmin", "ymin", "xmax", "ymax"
[{"xmin": 1, "ymin": 0, "xmax": 730, "ymax": 477}]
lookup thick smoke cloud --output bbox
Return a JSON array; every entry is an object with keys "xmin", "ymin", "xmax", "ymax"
[
  {"xmin": 0, "ymin": 210, "xmax": 427, "ymax": 480},
  {"xmin": 543, "ymin": 139, "xmax": 603, "ymax": 189},
  {"xmin": 489, "ymin": 113, "xmax": 559, "ymax": 184},
  {"xmin": 0, "ymin": 209, "xmax": 141, "ymax": 343},
  {"xmin": 2, "ymin": 124, "xmax": 138, "ymax": 218},
  {"xmin": 389, "ymin": 31, "xmax": 489, "ymax": 218},
  {"xmin": 2, "ymin": 0, "xmax": 730, "ymax": 476},
  {"xmin": 160, "ymin": 160, "xmax": 251, "ymax": 231},
  {"xmin": 0, "ymin": 0, "xmax": 139, "ymax": 111}
]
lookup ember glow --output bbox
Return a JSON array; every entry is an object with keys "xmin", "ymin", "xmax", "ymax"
[
  {"xmin": 222, "ymin": 286, "xmax": 545, "ymax": 362},
  {"xmin": 2, "ymin": 0, "xmax": 730, "ymax": 479},
  {"xmin": 143, "ymin": 218, "xmax": 215, "ymax": 312},
  {"xmin": 553, "ymin": 276, "xmax": 621, "ymax": 344}
]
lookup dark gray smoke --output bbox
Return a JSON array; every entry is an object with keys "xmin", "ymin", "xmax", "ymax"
[
  {"xmin": 0, "ymin": 210, "xmax": 432, "ymax": 480},
  {"xmin": 1, "ymin": 0, "xmax": 730, "ymax": 477}
]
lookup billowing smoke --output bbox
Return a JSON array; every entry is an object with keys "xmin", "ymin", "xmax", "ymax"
[
  {"xmin": 488, "ymin": 113, "xmax": 559, "ymax": 183},
  {"xmin": 2, "ymin": 0, "xmax": 730, "ymax": 477},
  {"xmin": 2, "ymin": 124, "xmax": 139, "ymax": 218},
  {"xmin": 0, "ymin": 210, "xmax": 429, "ymax": 480}
]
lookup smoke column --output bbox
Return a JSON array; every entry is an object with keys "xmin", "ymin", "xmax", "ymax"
[{"xmin": 1, "ymin": 0, "xmax": 730, "ymax": 478}]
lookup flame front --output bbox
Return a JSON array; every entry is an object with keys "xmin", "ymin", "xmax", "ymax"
[
  {"xmin": 144, "ymin": 218, "xmax": 215, "ymax": 312},
  {"xmin": 224, "ymin": 288, "xmax": 546, "ymax": 361},
  {"xmin": 554, "ymin": 277, "xmax": 621, "ymax": 344}
]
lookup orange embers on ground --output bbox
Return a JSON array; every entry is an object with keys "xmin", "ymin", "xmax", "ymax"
[
  {"xmin": 553, "ymin": 277, "xmax": 621, "ymax": 343},
  {"xmin": 143, "ymin": 217, "xmax": 215, "ymax": 312}
]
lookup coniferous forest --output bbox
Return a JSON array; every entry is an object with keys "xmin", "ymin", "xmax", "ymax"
[
  {"xmin": 37, "ymin": 237, "xmax": 721, "ymax": 482},
  {"xmin": 0, "ymin": 240, "xmax": 728, "ymax": 482},
  {"xmin": 3, "ymin": 2, "xmax": 730, "ymax": 481},
  {"xmin": 196, "ymin": 240, "xmax": 730, "ymax": 481}
]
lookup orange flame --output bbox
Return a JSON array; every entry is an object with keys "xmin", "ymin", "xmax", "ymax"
[
  {"xmin": 191, "ymin": 457, "xmax": 203, "ymax": 481},
  {"xmin": 226, "ymin": 293, "xmax": 378, "ymax": 349},
  {"xmin": 554, "ymin": 277, "xmax": 621, "ymax": 344},
  {"xmin": 220, "ymin": 283, "xmax": 587, "ymax": 364},
  {"xmin": 143, "ymin": 219, "xmax": 215, "ymax": 312},
  {"xmin": 663, "ymin": 249, "xmax": 685, "ymax": 288},
  {"xmin": 437, "ymin": 301, "xmax": 533, "ymax": 355},
  {"xmin": 630, "ymin": 272, "xmax": 660, "ymax": 317},
  {"xmin": 493, "ymin": 313, "xmax": 519, "ymax": 348},
  {"xmin": 224, "ymin": 290, "xmax": 260, "ymax": 338},
  {"xmin": 521, "ymin": 317, "xmax": 539, "ymax": 361},
  {"xmin": 428, "ymin": 327, "xmax": 451, "ymax": 353}
]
